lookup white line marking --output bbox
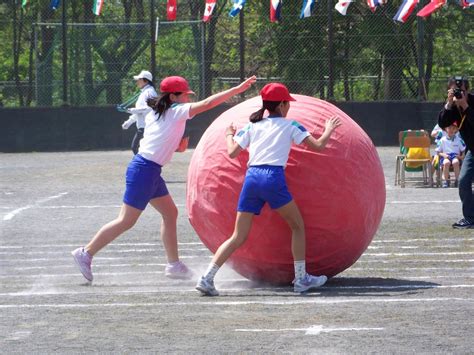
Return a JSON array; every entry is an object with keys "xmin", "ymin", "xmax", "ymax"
[
  {"xmin": 364, "ymin": 252, "xmax": 474, "ymax": 256},
  {"xmin": 235, "ymin": 325, "xmax": 384, "ymax": 335},
  {"xmin": 388, "ymin": 200, "xmax": 460, "ymax": 204},
  {"xmin": 2, "ymin": 203, "xmax": 186, "ymax": 210},
  {"xmin": 0, "ymin": 242, "xmax": 203, "ymax": 250},
  {"xmin": 3, "ymin": 193, "xmax": 68, "ymax": 221},
  {"xmin": 0, "ymin": 284, "xmax": 472, "ymax": 297},
  {"xmin": 0, "ymin": 248, "xmax": 208, "ymax": 255},
  {"xmin": 0, "ymin": 297, "xmax": 472, "ymax": 309},
  {"xmin": 372, "ymin": 238, "xmax": 474, "ymax": 243}
]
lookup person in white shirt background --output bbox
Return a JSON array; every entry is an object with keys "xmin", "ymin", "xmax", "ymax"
[
  {"xmin": 72, "ymin": 74, "xmax": 257, "ymax": 283},
  {"xmin": 121, "ymin": 70, "xmax": 158, "ymax": 154},
  {"xmin": 196, "ymin": 82, "xmax": 341, "ymax": 297}
]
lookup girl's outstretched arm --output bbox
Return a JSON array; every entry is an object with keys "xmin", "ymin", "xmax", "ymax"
[
  {"xmin": 189, "ymin": 76, "xmax": 257, "ymax": 117},
  {"xmin": 304, "ymin": 116, "xmax": 341, "ymax": 151}
]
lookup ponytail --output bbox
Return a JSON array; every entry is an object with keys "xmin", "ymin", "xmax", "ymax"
[
  {"xmin": 249, "ymin": 100, "xmax": 283, "ymax": 123},
  {"xmin": 147, "ymin": 93, "xmax": 173, "ymax": 119}
]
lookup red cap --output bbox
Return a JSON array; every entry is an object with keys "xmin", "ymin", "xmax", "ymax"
[
  {"xmin": 260, "ymin": 83, "xmax": 296, "ymax": 102},
  {"xmin": 160, "ymin": 76, "xmax": 195, "ymax": 94}
]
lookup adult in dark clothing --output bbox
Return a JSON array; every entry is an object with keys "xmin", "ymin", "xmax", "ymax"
[{"xmin": 438, "ymin": 76, "xmax": 474, "ymax": 229}]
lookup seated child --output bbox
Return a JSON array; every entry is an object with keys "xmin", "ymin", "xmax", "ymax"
[{"xmin": 436, "ymin": 123, "xmax": 466, "ymax": 187}]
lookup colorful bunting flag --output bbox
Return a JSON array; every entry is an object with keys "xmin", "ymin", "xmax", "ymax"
[
  {"xmin": 167, "ymin": 0, "xmax": 177, "ymax": 21},
  {"xmin": 270, "ymin": 0, "xmax": 283, "ymax": 22},
  {"xmin": 21, "ymin": 0, "xmax": 29, "ymax": 8},
  {"xmin": 203, "ymin": 0, "xmax": 217, "ymax": 22},
  {"xmin": 461, "ymin": 0, "xmax": 474, "ymax": 8},
  {"xmin": 417, "ymin": 0, "xmax": 446, "ymax": 17},
  {"xmin": 393, "ymin": 0, "xmax": 418, "ymax": 22},
  {"xmin": 367, "ymin": 0, "xmax": 382, "ymax": 12},
  {"xmin": 334, "ymin": 0, "xmax": 353, "ymax": 15},
  {"xmin": 92, "ymin": 0, "xmax": 104, "ymax": 16},
  {"xmin": 229, "ymin": 0, "xmax": 246, "ymax": 17},
  {"xmin": 50, "ymin": 0, "xmax": 60, "ymax": 10},
  {"xmin": 300, "ymin": 0, "xmax": 316, "ymax": 18}
]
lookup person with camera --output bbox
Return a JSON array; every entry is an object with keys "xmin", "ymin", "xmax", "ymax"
[{"xmin": 438, "ymin": 76, "xmax": 474, "ymax": 229}]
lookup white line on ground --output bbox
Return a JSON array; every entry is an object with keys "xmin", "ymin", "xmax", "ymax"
[
  {"xmin": 373, "ymin": 238, "xmax": 474, "ymax": 243},
  {"xmin": 364, "ymin": 252, "xmax": 474, "ymax": 256},
  {"xmin": 0, "ymin": 248, "xmax": 208, "ymax": 255},
  {"xmin": 0, "ymin": 284, "xmax": 473, "ymax": 297},
  {"xmin": 0, "ymin": 242, "xmax": 203, "ymax": 250},
  {"xmin": 2, "ymin": 193, "xmax": 69, "ymax": 221},
  {"xmin": 0, "ymin": 297, "xmax": 472, "ymax": 309},
  {"xmin": 6, "ymin": 259, "xmax": 473, "ymax": 271},
  {"xmin": 235, "ymin": 325, "xmax": 385, "ymax": 335},
  {"xmin": 388, "ymin": 200, "xmax": 460, "ymax": 204}
]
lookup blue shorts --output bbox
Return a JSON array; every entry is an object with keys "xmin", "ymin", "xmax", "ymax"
[
  {"xmin": 123, "ymin": 154, "xmax": 169, "ymax": 210},
  {"xmin": 237, "ymin": 165, "xmax": 292, "ymax": 215},
  {"xmin": 440, "ymin": 153, "xmax": 459, "ymax": 166}
]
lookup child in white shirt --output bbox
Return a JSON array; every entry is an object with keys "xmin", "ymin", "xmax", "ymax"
[{"xmin": 436, "ymin": 123, "xmax": 466, "ymax": 187}]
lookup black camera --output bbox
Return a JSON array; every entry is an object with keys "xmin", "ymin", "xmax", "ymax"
[
  {"xmin": 451, "ymin": 76, "xmax": 467, "ymax": 99},
  {"xmin": 453, "ymin": 88, "xmax": 463, "ymax": 99}
]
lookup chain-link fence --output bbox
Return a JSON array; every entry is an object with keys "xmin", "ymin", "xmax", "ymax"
[{"xmin": 1, "ymin": 0, "xmax": 473, "ymax": 107}]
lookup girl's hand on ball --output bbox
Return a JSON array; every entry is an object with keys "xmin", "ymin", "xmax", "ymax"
[
  {"xmin": 226, "ymin": 123, "xmax": 237, "ymax": 137},
  {"xmin": 326, "ymin": 116, "xmax": 341, "ymax": 132}
]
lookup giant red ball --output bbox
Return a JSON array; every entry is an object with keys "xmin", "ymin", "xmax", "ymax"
[{"xmin": 187, "ymin": 94, "xmax": 385, "ymax": 283}]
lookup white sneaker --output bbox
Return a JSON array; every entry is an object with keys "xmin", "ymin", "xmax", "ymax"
[
  {"xmin": 164, "ymin": 261, "xmax": 193, "ymax": 280},
  {"xmin": 196, "ymin": 276, "xmax": 219, "ymax": 296},
  {"xmin": 71, "ymin": 247, "xmax": 93, "ymax": 282},
  {"xmin": 294, "ymin": 273, "xmax": 327, "ymax": 293}
]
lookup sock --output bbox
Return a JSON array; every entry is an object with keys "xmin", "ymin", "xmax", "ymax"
[
  {"xmin": 203, "ymin": 263, "xmax": 220, "ymax": 281},
  {"xmin": 294, "ymin": 260, "xmax": 306, "ymax": 280}
]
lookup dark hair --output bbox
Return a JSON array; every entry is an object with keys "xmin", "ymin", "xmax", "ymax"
[
  {"xmin": 143, "ymin": 78, "xmax": 155, "ymax": 88},
  {"xmin": 249, "ymin": 100, "xmax": 283, "ymax": 123},
  {"xmin": 448, "ymin": 76, "xmax": 470, "ymax": 91},
  {"xmin": 147, "ymin": 92, "xmax": 182, "ymax": 118}
]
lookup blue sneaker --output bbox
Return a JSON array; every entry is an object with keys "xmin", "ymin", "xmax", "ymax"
[
  {"xmin": 196, "ymin": 276, "xmax": 219, "ymax": 296},
  {"xmin": 294, "ymin": 273, "xmax": 327, "ymax": 293},
  {"xmin": 452, "ymin": 218, "xmax": 474, "ymax": 229}
]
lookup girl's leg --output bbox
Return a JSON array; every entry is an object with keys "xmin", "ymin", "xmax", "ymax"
[
  {"xmin": 196, "ymin": 212, "xmax": 253, "ymax": 296},
  {"xmin": 149, "ymin": 194, "xmax": 179, "ymax": 263},
  {"xmin": 211, "ymin": 212, "xmax": 254, "ymax": 267},
  {"xmin": 275, "ymin": 200, "xmax": 305, "ymax": 261},
  {"xmin": 86, "ymin": 203, "xmax": 142, "ymax": 256},
  {"xmin": 276, "ymin": 200, "xmax": 327, "ymax": 292}
]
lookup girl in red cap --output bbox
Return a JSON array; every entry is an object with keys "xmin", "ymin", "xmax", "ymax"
[
  {"xmin": 196, "ymin": 82, "xmax": 340, "ymax": 296},
  {"xmin": 72, "ymin": 75, "xmax": 256, "ymax": 283}
]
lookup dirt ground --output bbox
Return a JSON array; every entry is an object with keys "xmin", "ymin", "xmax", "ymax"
[{"xmin": 1, "ymin": 147, "xmax": 473, "ymax": 354}]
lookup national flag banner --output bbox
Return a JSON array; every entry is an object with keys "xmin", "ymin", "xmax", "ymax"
[
  {"xmin": 334, "ymin": 0, "xmax": 353, "ymax": 15},
  {"xmin": 270, "ymin": 0, "xmax": 283, "ymax": 22},
  {"xmin": 393, "ymin": 0, "xmax": 418, "ymax": 22},
  {"xmin": 367, "ymin": 0, "xmax": 382, "ymax": 12},
  {"xmin": 92, "ymin": 0, "xmax": 104, "ymax": 16},
  {"xmin": 229, "ymin": 0, "xmax": 246, "ymax": 17},
  {"xmin": 461, "ymin": 0, "xmax": 474, "ymax": 8},
  {"xmin": 50, "ymin": 0, "xmax": 60, "ymax": 10},
  {"xmin": 167, "ymin": 0, "xmax": 177, "ymax": 21},
  {"xmin": 21, "ymin": 0, "xmax": 29, "ymax": 8},
  {"xmin": 300, "ymin": 0, "xmax": 316, "ymax": 18},
  {"xmin": 417, "ymin": 0, "xmax": 446, "ymax": 17},
  {"xmin": 203, "ymin": 0, "xmax": 217, "ymax": 22}
]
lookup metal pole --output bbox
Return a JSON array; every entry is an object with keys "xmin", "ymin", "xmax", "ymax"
[
  {"xmin": 62, "ymin": 0, "xmax": 68, "ymax": 105},
  {"xmin": 327, "ymin": 0, "xmax": 334, "ymax": 100},
  {"xmin": 201, "ymin": 21, "xmax": 206, "ymax": 99},
  {"xmin": 239, "ymin": 10, "xmax": 245, "ymax": 84},
  {"xmin": 417, "ymin": 4, "xmax": 426, "ymax": 101},
  {"xmin": 150, "ymin": 0, "xmax": 156, "ymax": 79}
]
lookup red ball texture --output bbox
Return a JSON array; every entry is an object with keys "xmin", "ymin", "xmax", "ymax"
[{"xmin": 187, "ymin": 94, "xmax": 385, "ymax": 284}]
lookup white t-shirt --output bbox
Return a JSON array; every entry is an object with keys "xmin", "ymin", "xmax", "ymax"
[
  {"xmin": 138, "ymin": 103, "xmax": 193, "ymax": 166},
  {"xmin": 436, "ymin": 135, "xmax": 466, "ymax": 155},
  {"xmin": 128, "ymin": 85, "xmax": 158, "ymax": 129},
  {"xmin": 233, "ymin": 115, "xmax": 311, "ymax": 167}
]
